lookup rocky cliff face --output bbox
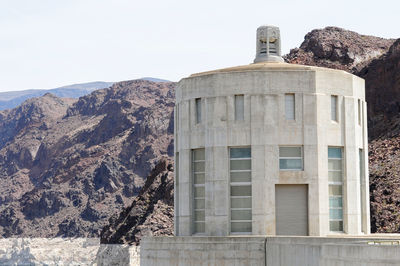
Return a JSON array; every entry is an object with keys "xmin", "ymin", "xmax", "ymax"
[
  {"xmin": 0, "ymin": 79, "xmax": 175, "ymax": 237},
  {"xmin": 284, "ymin": 27, "xmax": 395, "ymax": 74},
  {"xmin": 100, "ymin": 159, "xmax": 174, "ymax": 245},
  {"xmin": 369, "ymin": 136, "xmax": 400, "ymax": 232},
  {"xmin": 358, "ymin": 39, "xmax": 400, "ymax": 139}
]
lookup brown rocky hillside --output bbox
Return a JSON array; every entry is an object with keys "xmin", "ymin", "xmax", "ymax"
[
  {"xmin": 0, "ymin": 79, "xmax": 175, "ymax": 237},
  {"xmin": 100, "ymin": 159, "xmax": 174, "ymax": 245},
  {"xmin": 284, "ymin": 26, "xmax": 395, "ymax": 74}
]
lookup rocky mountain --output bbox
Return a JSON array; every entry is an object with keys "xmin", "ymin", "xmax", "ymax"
[
  {"xmin": 284, "ymin": 26, "xmax": 395, "ymax": 73},
  {"xmin": 0, "ymin": 81, "xmax": 114, "ymax": 111},
  {"xmin": 0, "ymin": 79, "xmax": 175, "ymax": 237}
]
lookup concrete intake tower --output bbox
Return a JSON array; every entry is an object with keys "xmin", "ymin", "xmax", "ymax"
[{"xmin": 173, "ymin": 25, "xmax": 369, "ymax": 237}]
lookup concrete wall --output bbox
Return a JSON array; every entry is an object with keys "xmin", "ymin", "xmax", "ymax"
[
  {"xmin": 321, "ymin": 243, "xmax": 400, "ymax": 266},
  {"xmin": 141, "ymin": 236, "xmax": 266, "ymax": 266},
  {"xmin": 141, "ymin": 236, "xmax": 400, "ymax": 266},
  {"xmin": 267, "ymin": 236, "xmax": 400, "ymax": 266},
  {"xmin": 174, "ymin": 63, "xmax": 369, "ymax": 237}
]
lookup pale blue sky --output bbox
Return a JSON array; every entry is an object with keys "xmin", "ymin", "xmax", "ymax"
[{"xmin": 0, "ymin": 0, "xmax": 399, "ymax": 92}]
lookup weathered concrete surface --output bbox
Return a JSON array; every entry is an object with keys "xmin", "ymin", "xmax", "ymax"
[
  {"xmin": 0, "ymin": 238, "xmax": 140, "ymax": 266},
  {"xmin": 141, "ymin": 235, "xmax": 400, "ymax": 266},
  {"xmin": 321, "ymin": 242, "xmax": 400, "ymax": 266},
  {"xmin": 266, "ymin": 236, "xmax": 400, "ymax": 266},
  {"xmin": 141, "ymin": 236, "xmax": 266, "ymax": 266}
]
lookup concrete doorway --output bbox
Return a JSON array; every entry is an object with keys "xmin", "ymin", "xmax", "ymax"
[{"xmin": 275, "ymin": 184, "xmax": 308, "ymax": 236}]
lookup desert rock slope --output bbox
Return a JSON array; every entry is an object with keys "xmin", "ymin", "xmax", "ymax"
[{"xmin": 0, "ymin": 79, "xmax": 175, "ymax": 237}]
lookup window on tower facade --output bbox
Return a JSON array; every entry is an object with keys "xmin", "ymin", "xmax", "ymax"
[
  {"xmin": 230, "ymin": 147, "xmax": 252, "ymax": 233},
  {"xmin": 195, "ymin": 98, "xmax": 202, "ymax": 124},
  {"xmin": 235, "ymin": 95, "xmax": 244, "ymax": 121},
  {"xmin": 285, "ymin": 93, "xmax": 295, "ymax": 120},
  {"xmin": 359, "ymin": 148, "xmax": 364, "ymax": 232},
  {"xmin": 279, "ymin": 146, "xmax": 303, "ymax": 170},
  {"xmin": 192, "ymin": 148, "xmax": 205, "ymax": 234},
  {"xmin": 328, "ymin": 147, "xmax": 344, "ymax": 232},
  {"xmin": 331, "ymin": 95, "xmax": 338, "ymax": 121}
]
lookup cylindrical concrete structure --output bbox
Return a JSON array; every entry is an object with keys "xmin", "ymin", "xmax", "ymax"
[{"xmin": 174, "ymin": 34, "xmax": 369, "ymax": 238}]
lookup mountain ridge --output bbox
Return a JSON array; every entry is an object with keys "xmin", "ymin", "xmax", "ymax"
[
  {"xmin": 0, "ymin": 79, "xmax": 175, "ymax": 237},
  {"xmin": 0, "ymin": 81, "xmax": 114, "ymax": 111},
  {"xmin": 0, "ymin": 78, "xmax": 171, "ymax": 111}
]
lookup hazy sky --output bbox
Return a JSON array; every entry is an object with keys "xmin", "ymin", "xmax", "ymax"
[{"xmin": 1, "ymin": 0, "xmax": 399, "ymax": 92}]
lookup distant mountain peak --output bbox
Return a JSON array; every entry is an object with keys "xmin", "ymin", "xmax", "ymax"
[
  {"xmin": 139, "ymin": 77, "xmax": 172, "ymax": 83},
  {"xmin": 0, "ymin": 81, "xmax": 114, "ymax": 111}
]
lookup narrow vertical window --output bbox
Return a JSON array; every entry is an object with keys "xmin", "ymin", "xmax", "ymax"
[
  {"xmin": 331, "ymin": 95, "xmax": 338, "ymax": 121},
  {"xmin": 176, "ymin": 105, "xmax": 179, "ymax": 132},
  {"xmin": 230, "ymin": 147, "xmax": 252, "ymax": 233},
  {"xmin": 328, "ymin": 147, "xmax": 343, "ymax": 232},
  {"xmin": 359, "ymin": 149, "xmax": 364, "ymax": 232},
  {"xmin": 279, "ymin": 146, "xmax": 303, "ymax": 170},
  {"xmin": 192, "ymin": 149, "xmax": 205, "ymax": 233},
  {"xmin": 195, "ymin": 98, "xmax": 202, "ymax": 124},
  {"xmin": 285, "ymin": 93, "xmax": 295, "ymax": 120},
  {"xmin": 235, "ymin": 95, "xmax": 244, "ymax": 121},
  {"xmin": 175, "ymin": 152, "xmax": 179, "ymax": 234},
  {"xmin": 358, "ymin": 99, "xmax": 361, "ymax": 125}
]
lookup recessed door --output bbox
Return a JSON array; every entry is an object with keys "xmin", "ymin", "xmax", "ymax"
[{"xmin": 275, "ymin": 184, "xmax": 308, "ymax": 236}]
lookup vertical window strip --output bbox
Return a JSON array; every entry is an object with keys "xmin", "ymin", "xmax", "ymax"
[
  {"xmin": 358, "ymin": 100, "xmax": 361, "ymax": 125},
  {"xmin": 285, "ymin": 94, "xmax": 295, "ymax": 120},
  {"xmin": 230, "ymin": 147, "xmax": 252, "ymax": 233},
  {"xmin": 331, "ymin": 95, "xmax": 338, "ymax": 121},
  {"xmin": 195, "ymin": 98, "xmax": 202, "ymax": 124},
  {"xmin": 328, "ymin": 147, "xmax": 343, "ymax": 232},
  {"xmin": 176, "ymin": 105, "xmax": 179, "ymax": 132},
  {"xmin": 192, "ymin": 149, "xmax": 205, "ymax": 233},
  {"xmin": 175, "ymin": 106, "xmax": 179, "ymax": 149},
  {"xmin": 175, "ymin": 152, "xmax": 179, "ymax": 234},
  {"xmin": 235, "ymin": 95, "xmax": 244, "ymax": 121},
  {"xmin": 359, "ymin": 149, "xmax": 364, "ymax": 232}
]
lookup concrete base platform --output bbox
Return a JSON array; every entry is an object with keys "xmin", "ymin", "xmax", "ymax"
[{"xmin": 141, "ymin": 235, "xmax": 400, "ymax": 266}]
